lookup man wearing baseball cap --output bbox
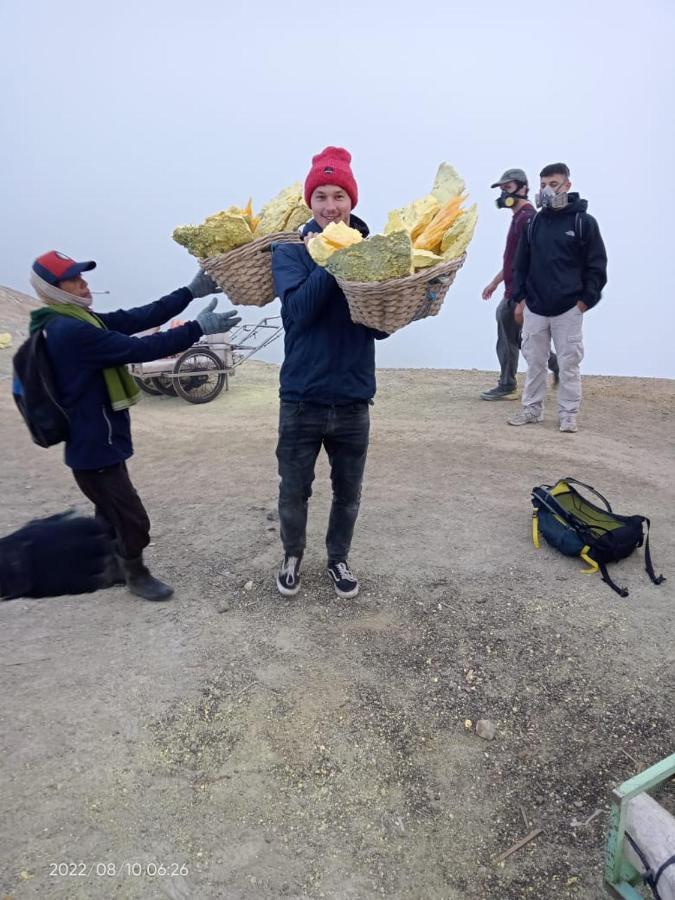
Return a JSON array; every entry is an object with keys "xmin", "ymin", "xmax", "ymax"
[
  {"xmin": 27, "ymin": 251, "xmax": 240, "ymax": 601},
  {"xmin": 481, "ymin": 169, "xmax": 558, "ymax": 401},
  {"xmin": 270, "ymin": 147, "xmax": 388, "ymax": 600}
]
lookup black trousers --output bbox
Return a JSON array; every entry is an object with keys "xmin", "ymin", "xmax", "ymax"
[
  {"xmin": 72, "ymin": 462, "xmax": 151, "ymax": 560},
  {"xmin": 276, "ymin": 401, "xmax": 370, "ymax": 562}
]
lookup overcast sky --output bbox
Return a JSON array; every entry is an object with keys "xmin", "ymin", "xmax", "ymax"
[{"xmin": 2, "ymin": 0, "xmax": 674, "ymax": 377}]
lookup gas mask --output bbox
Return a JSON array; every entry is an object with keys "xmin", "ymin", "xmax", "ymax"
[
  {"xmin": 495, "ymin": 187, "xmax": 526, "ymax": 210},
  {"xmin": 535, "ymin": 185, "xmax": 569, "ymax": 210}
]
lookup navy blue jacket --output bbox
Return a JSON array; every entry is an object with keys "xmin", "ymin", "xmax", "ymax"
[
  {"xmin": 510, "ymin": 194, "xmax": 607, "ymax": 317},
  {"xmin": 271, "ymin": 217, "xmax": 388, "ymax": 404},
  {"xmin": 44, "ymin": 288, "xmax": 202, "ymax": 470}
]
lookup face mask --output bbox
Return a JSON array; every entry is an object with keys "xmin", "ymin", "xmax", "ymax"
[
  {"xmin": 495, "ymin": 188, "xmax": 526, "ymax": 210},
  {"xmin": 535, "ymin": 184, "xmax": 569, "ymax": 209}
]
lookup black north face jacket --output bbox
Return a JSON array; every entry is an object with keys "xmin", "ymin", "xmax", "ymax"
[{"xmin": 510, "ymin": 194, "xmax": 607, "ymax": 317}]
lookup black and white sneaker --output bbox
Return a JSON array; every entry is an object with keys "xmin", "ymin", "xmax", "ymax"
[
  {"xmin": 276, "ymin": 555, "xmax": 301, "ymax": 596},
  {"xmin": 327, "ymin": 561, "xmax": 359, "ymax": 598}
]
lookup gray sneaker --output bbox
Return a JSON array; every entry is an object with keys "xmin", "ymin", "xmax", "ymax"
[
  {"xmin": 508, "ymin": 407, "xmax": 544, "ymax": 426},
  {"xmin": 560, "ymin": 416, "xmax": 578, "ymax": 433},
  {"xmin": 480, "ymin": 385, "xmax": 519, "ymax": 401}
]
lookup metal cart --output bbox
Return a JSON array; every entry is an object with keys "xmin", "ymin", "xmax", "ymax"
[{"xmin": 130, "ymin": 314, "xmax": 283, "ymax": 404}]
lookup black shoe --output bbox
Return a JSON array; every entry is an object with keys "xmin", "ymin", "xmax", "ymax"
[
  {"xmin": 276, "ymin": 554, "xmax": 302, "ymax": 597},
  {"xmin": 480, "ymin": 385, "xmax": 519, "ymax": 401},
  {"xmin": 327, "ymin": 561, "xmax": 359, "ymax": 598},
  {"xmin": 120, "ymin": 555, "xmax": 174, "ymax": 601}
]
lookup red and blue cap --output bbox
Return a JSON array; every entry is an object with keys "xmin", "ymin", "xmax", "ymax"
[{"xmin": 32, "ymin": 250, "xmax": 96, "ymax": 286}]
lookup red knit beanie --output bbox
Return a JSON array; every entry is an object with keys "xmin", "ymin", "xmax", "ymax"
[{"xmin": 304, "ymin": 146, "xmax": 358, "ymax": 209}]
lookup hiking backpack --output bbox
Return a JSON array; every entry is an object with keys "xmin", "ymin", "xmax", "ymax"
[
  {"xmin": 531, "ymin": 478, "xmax": 665, "ymax": 597},
  {"xmin": 12, "ymin": 329, "xmax": 70, "ymax": 448}
]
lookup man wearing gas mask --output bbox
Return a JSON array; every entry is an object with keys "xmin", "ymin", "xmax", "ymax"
[
  {"xmin": 481, "ymin": 168, "xmax": 559, "ymax": 401},
  {"xmin": 507, "ymin": 163, "xmax": 607, "ymax": 433}
]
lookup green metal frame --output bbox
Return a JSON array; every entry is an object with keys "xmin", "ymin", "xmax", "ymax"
[{"xmin": 605, "ymin": 752, "xmax": 675, "ymax": 898}]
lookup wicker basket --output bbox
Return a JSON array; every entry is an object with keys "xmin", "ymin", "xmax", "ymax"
[
  {"xmin": 201, "ymin": 231, "xmax": 302, "ymax": 306},
  {"xmin": 335, "ymin": 253, "xmax": 467, "ymax": 334}
]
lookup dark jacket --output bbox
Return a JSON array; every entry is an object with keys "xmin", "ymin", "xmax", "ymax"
[
  {"xmin": 510, "ymin": 194, "xmax": 607, "ymax": 316},
  {"xmin": 271, "ymin": 216, "xmax": 388, "ymax": 404},
  {"xmin": 42, "ymin": 288, "xmax": 202, "ymax": 470}
]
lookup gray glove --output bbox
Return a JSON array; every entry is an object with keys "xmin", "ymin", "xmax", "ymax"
[
  {"xmin": 188, "ymin": 269, "xmax": 222, "ymax": 299},
  {"xmin": 195, "ymin": 299, "xmax": 242, "ymax": 335}
]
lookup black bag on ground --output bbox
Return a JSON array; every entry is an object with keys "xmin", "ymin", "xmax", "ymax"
[
  {"xmin": 531, "ymin": 477, "xmax": 665, "ymax": 597},
  {"xmin": 12, "ymin": 330, "xmax": 69, "ymax": 448}
]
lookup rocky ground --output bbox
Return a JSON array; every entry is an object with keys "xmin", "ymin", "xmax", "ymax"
[{"xmin": 1, "ymin": 288, "xmax": 674, "ymax": 899}]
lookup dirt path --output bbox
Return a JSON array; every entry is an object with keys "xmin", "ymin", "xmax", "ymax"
[{"xmin": 1, "ymin": 338, "xmax": 674, "ymax": 899}]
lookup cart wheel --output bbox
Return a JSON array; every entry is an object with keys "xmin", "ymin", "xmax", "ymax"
[
  {"xmin": 134, "ymin": 375, "xmax": 162, "ymax": 396},
  {"xmin": 173, "ymin": 348, "xmax": 226, "ymax": 404},
  {"xmin": 152, "ymin": 375, "xmax": 177, "ymax": 396}
]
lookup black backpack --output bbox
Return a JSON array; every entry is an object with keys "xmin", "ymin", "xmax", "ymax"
[
  {"xmin": 531, "ymin": 478, "xmax": 665, "ymax": 597},
  {"xmin": 527, "ymin": 209, "xmax": 587, "ymax": 247},
  {"xmin": 12, "ymin": 329, "xmax": 70, "ymax": 447}
]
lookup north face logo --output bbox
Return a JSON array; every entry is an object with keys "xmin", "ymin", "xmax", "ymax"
[
  {"xmin": 323, "ymin": 166, "xmax": 334, "ymax": 175},
  {"xmin": 565, "ymin": 230, "xmax": 575, "ymax": 237}
]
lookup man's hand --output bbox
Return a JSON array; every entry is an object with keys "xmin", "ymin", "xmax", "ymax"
[
  {"xmin": 0, "ymin": 512, "xmax": 115, "ymax": 600},
  {"xmin": 188, "ymin": 270, "xmax": 223, "ymax": 299},
  {"xmin": 303, "ymin": 232, "xmax": 320, "ymax": 248},
  {"xmin": 195, "ymin": 299, "xmax": 242, "ymax": 335},
  {"xmin": 482, "ymin": 281, "xmax": 498, "ymax": 300},
  {"xmin": 576, "ymin": 300, "xmax": 588, "ymax": 312},
  {"xmin": 514, "ymin": 300, "xmax": 525, "ymax": 327}
]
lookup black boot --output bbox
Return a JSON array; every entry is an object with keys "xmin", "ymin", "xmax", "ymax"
[
  {"xmin": 102, "ymin": 555, "xmax": 126, "ymax": 587},
  {"xmin": 120, "ymin": 555, "xmax": 174, "ymax": 601}
]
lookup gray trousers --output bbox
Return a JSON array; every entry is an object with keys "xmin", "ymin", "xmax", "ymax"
[
  {"xmin": 496, "ymin": 297, "xmax": 559, "ymax": 390},
  {"xmin": 521, "ymin": 305, "xmax": 584, "ymax": 415}
]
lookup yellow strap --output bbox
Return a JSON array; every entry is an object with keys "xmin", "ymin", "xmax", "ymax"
[
  {"xmin": 550, "ymin": 481, "xmax": 570, "ymax": 497},
  {"xmin": 580, "ymin": 545, "xmax": 599, "ymax": 574},
  {"xmin": 532, "ymin": 512, "xmax": 540, "ymax": 549}
]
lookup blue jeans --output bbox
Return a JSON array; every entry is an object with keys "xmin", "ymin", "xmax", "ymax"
[{"xmin": 276, "ymin": 400, "xmax": 370, "ymax": 562}]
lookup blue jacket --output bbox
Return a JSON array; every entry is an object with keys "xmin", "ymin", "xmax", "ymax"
[
  {"xmin": 44, "ymin": 288, "xmax": 202, "ymax": 470},
  {"xmin": 271, "ymin": 217, "xmax": 388, "ymax": 404}
]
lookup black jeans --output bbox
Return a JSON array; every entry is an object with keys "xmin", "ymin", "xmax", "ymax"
[
  {"xmin": 496, "ymin": 297, "xmax": 558, "ymax": 390},
  {"xmin": 276, "ymin": 400, "xmax": 370, "ymax": 563},
  {"xmin": 72, "ymin": 462, "xmax": 151, "ymax": 560}
]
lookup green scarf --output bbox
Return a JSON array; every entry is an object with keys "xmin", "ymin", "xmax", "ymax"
[{"xmin": 30, "ymin": 304, "xmax": 141, "ymax": 412}]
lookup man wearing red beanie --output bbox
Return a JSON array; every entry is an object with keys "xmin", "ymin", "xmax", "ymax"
[{"xmin": 271, "ymin": 147, "xmax": 388, "ymax": 600}]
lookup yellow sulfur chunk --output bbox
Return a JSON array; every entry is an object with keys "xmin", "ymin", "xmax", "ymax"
[
  {"xmin": 307, "ymin": 221, "xmax": 363, "ymax": 266},
  {"xmin": 413, "ymin": 195, "xmax": 465, "ymax": 253},
  {"xmin": 384, "ymin": 195, "xmax": 439, "ymax": 240},
  {"xmin": 383, "ymin": 211, "xmax": 407, "ymax": 235},
  {"xmin": 284, "ymin": 202, "xmax": 312, "ymax": 232},
  {"xmin": 172, "ymin": 213, "xmax": 254, "ymax": 259},
  {"xmin": 325, "ymin": 232, "xmax": 412, "ymax": 282},
  {"xmin": 256, "ymin": 182, "xmax": 311, "ymax": 236},
  {"xmin": 431, "ymin": 163, "xmax": 466, "ymax": 204},
  {"xmin": 307, "ymin": 235, "xmax": 334, "ymax": 267},
  {"xmin": 441, "ymin": 204, "xmax": 479, "ymax": 259},
  {"xmin": 412, "ymin": 249, "xmax": 444, "ymax": 270}
]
